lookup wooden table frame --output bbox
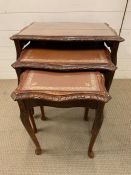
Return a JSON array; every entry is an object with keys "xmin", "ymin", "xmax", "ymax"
[
  {"xmin": 10, "ymin": 23, "xmax": 124, "ymax": 158},
  {"xmin": 12, "ymin": 71, "xmax": 111, "ymax": 158}
]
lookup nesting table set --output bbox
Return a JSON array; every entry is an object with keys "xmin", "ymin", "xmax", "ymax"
[{"xmin": 10, "ymin": 22, "xmax": 124, "ymax": 158}]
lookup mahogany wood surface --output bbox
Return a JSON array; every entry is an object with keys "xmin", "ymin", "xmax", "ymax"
[
  {"xmin": 11, "ymin": 22, "xmax": 124, "ymax": 42},
  {"xmin": 10, "ymin": 22, "xmax": 124, "ymax": 158},
  {"xmin": 11, "ymin": 22, "xmax": 124, "ymax": 91},
  {"xmin": 11, "ymin": 70, "xmax": 110, "ymax": 158}
]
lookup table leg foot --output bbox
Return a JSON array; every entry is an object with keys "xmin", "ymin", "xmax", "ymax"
[
  {"xmin": 35, "ymin": 148, "xmax": 42, "ymax": 155},
  {"xmin": 18, "ymin": 101, "xmax": 42, "ymax": 155},
  {"xmin": 88, "ymin": 150, "xmax": 94, "ymax": 158},
  {"xmin": 41, "ymin": 116, "xmax": 48, "ymax": 121},
  {"xmin": 88, "ymin": 102, "xmax": 105, "ymax": 158}
]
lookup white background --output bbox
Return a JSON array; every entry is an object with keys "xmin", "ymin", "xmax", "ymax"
[{"xmin": 0, "ymin": 0, "xmax": 131, "ymax": 79}]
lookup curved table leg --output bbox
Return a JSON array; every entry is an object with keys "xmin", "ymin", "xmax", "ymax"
[
  {"xmin": 88, "ymin": 103, "xmax": 104, "ymax": 158},
  {"xmin": 18, "ymin": 101, "xmax": 42, "ymax": 155}
]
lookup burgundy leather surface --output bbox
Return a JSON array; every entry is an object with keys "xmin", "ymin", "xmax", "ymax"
[
  {"xmin": 19, "ymin": 70, "xmax": 106, "ymax": 94},
  {"xmin": 20, "ymin": 48, "xmax": 110, "ymax": 64}
]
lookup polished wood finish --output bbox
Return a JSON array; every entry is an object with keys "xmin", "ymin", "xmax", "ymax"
[
  {"xmin": 11, "ymin": 22, "xmax": 124, "ymax": 91},
  {"xmin": 88, "ymin": 102, "xmax": 105, "ymax": 158},
  {"xmin": 18, "ymin": 100, "xmax": 42, "ymax": 155},
  {"xmin": 10, "ymin": 22, "xmax": 124, "ymax": 158},
  {"xmin": 11, "ymin": 70, "xmax": 111, "ymax": 158},
  {"xmin": 11, "ymin": 22, "xmax": 124, "ymax": 42}
]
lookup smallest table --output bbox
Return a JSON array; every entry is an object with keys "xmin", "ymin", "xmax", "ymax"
[{"xmin": 11, "ymin": 70, "xmax": 111, "ymax": 158}]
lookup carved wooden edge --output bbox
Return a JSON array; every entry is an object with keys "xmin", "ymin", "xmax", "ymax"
[
  {"xmin": 11, "ymin": 61, "xmax": 116, "ymax": 71},
  {"xmin": 11, "ymin": 90, "xmax": 111, "ymax": 103},
  {"xmin": 11, "ymin": 72, "xmax": 111, "ymax": 103},
  {"xmin": 10, "ymin": 22, "xmax": 124, "ymax": 42},
  {"xmin": 10, "ymin": 35, "xmax": 124, "ymax": 42},
  {"xmin": 11, "ymin": 48, "xmax": 116, "ymax": 71}
]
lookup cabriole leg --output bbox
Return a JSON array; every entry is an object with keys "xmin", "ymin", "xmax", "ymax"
[
  {"xmin": 88, "ymin": 102, "xmax": 105, "ymax": 158},
  {"xmin": 18, "ymin": 100, "xmax": 42, "ymax": 155}
]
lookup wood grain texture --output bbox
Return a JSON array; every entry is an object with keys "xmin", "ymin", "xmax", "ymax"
[{"xmin": 10, "ymin": 22, "xmax": 123, "ymax": 41}]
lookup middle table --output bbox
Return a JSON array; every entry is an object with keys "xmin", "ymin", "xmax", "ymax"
[{"xmin": 12, "ymin": 48, "xmax": 116, "ymax": 70}]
